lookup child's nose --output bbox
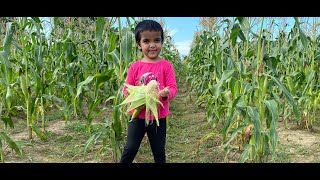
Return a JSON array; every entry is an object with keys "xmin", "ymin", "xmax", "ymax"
[{"xmin": 150, "ymin": 43, "xmax": 155, "ymax": 48}]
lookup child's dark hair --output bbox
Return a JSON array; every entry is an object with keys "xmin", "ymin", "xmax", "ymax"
[{"xmin": 134, "ymin": 20, "xmax": 164, "ymax": 44}]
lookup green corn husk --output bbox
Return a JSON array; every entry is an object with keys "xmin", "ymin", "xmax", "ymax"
[{"xmin": 118, "ymin": 80, "xmax": 164, "ymax": 126}]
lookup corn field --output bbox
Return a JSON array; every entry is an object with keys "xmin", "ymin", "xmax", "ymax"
[
  {"xmin": 0, "ymin": 17, "xmax": 181, "ymax": 162},
  {"xmin": 186, "ymin": 17, "xmax": 320, "ymax": 162},
  {"xmin": 0, "ymin": 17, "xmax": 319, "ymax": 163}
]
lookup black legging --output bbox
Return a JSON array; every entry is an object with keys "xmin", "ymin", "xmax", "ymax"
[{"xmin": 120, "ymin": 117, "xmax": 167, "ymax": 163}]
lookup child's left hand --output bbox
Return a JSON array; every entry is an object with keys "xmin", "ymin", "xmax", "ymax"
[{"xmin": 158, "ymin": 87, "xmax": 170, "ymax": 97}]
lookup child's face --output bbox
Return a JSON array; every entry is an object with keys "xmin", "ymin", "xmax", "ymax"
[{"xmin": 138, "ymin": 30, "xmax": 162, "ymax": 60}]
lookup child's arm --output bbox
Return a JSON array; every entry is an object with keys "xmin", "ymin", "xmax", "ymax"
[{"xmin": 159, "ymin": 63, "xmax": 177, "ymax": 102}]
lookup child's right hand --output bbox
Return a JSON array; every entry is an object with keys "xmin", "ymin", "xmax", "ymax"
[
  {"xmin": 158, "ymin": 87, "xmax": 170, "ymax": 97},
  {"xmin": 137, "ymin": 105, "xmax": 145, "ymax": 110}
]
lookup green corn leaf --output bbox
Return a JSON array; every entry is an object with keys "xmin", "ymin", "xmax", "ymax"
[
  {"xmin": 0, "ymin": 132, "xmax": 23, "ymax": 156},
  {"xmin": 247, "ymin": 106, "xmax": 261, "ymax": 148},
  {"xmin": 147, "ymin": 97, "xmax": 160, "ymax": 126},
  {"xmin": 31, "ymin": 124, "xmax": 47, "ymax": 141},
  {"xmin": 127, "ymin": 99, "xmax": 145, "ymax": 112},
  {"xmin": 222, "ymin": 109, "xmax": 237, "ymax": 141},
  {"xmin": 108, "ymin": 49, "xmax": 120, "ymax": 66},
  {"xmin": 119, "ymin": 80, "xmax": 163, "ymax": 126},
  {"xmin": 264, "ymin": 99, "xmax": 278, "ymax": 157},
  {"xmin": 5, "ymin": 86, "xmax": 11, "ymax": 109},
  {"xmin": 150, "ymin": 96, "xmax": 164, "ymax": 108},
  {"xmin": 1, "ymin": 116, "xmax": 14, "ymax": 129},
  {"xmin": 118, "ymin": 93, "xmax": 145, "ymax": 107},
  {"xmin": 20, "ymin": 74, "xmax": 28, "ymax": 98},
  {"xmin": 3, "ymin": 22, "xmax": 13, "ymax": 54},
  {"xmin": 294, "ymin": 17, "xmax": 308, "ymax": 48},
  {"xmin": 302, "ymin": 70, "xmax": 315, "ymax": 96},
  {"xmin": 0, "ymin": 139, "xmax": 3, "ymax": 161},
  {"xmin": 95, "ymin": 17, "xmax": 105, "ymax": 41},
  {"xmin": 130, "ymin": 108, "xmax": 142, "ymax": 121},
  {"xmin": 225, "ymin": 125, "xmax": 246, "ymax": 147},
  {"xmin": 239, "ymin": 144, "xmax": 252, "ymax": 163},
  {"xmin": 121, "ymin": 28, "xmax": 133, "ymax": 64},
  {"xmin": 75, "ymin": 75, "xmax": 95, "ymax": 99},
  {"xmin": 269, "ymin": 75, "xmax": 301, "ymax": 123},
  {"xmin": 145, "ymin": 105, "xmax": 150, "ymax": 125}
]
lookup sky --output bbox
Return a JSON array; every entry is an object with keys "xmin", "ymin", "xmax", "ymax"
[
  {"xmin": 162, "ymin": 17, "xmax": 201, "ymax": 58},
  {"xmin": 162, "ymin": 17, "xmax": 297, "ymax": 58},
  {"xmin": 115, "ymin": 17, "xmax": 201, "ymax": 58},
  {"xmin": 42, "ymin": 17, "xmax": 299, "ymax": 58},
  {"xmin": 41, "ymin": 17, "xmax": 201, "ymax": 58}
]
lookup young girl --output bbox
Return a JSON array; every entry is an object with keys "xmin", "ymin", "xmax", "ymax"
[{"xmin": 120, "ymin": 19, "xmax": 177, "ymax": 163}]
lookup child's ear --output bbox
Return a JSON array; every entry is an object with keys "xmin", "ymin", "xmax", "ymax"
[
  {"xmin": 137, "ymin": 43, "xmax": 142, "ymax": 49},
  {"xmin": 137, "ymin": 41, "xmax": 141, "ymax": 48}
]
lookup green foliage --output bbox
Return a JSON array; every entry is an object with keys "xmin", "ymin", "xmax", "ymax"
[{"xmin": 186, "ymin": 17, "xmax": 320, "ymax": 162}]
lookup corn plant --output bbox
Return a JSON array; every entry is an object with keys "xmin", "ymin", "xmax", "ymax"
[
  {"xmin": 0, "ymin": 20, "xmax": 24, "ymax": 162},
  {"xmin": 185, "ymin": 17, "xmax": 311, "ymax": 162},
  {"xmin": 0, "ymin": 131, "xmax": 24, "ymax": 162},
  {"xmin": 0, "ymin": 21, "xmax": 15, "ymax": 130},
  {"xmin": 13, "ymin": 17, "xmax": 48, "ymax": 140}
]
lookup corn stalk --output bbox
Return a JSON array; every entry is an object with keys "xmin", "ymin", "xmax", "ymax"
[{"xmin": 187, "ymin": 17, "xmax": 302, "ymax": 162}]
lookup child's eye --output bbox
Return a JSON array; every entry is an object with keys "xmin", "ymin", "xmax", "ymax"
[{"xmin": 143, "ymin": 39, "xmax": 149, "ymax": 43}]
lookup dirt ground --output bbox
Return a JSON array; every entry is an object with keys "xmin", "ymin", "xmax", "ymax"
[
  {"xmin": 276, "ymin": 123, "xmax": 320, "ymax": 163},
  {"xmin": 2, "ymin": 83, "xmax": 320, "ymax": 163}
]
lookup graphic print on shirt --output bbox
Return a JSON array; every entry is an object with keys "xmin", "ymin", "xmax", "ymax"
[{"xmin": 139, "ymin": 72, "xmax": 159, "ymax": 86}]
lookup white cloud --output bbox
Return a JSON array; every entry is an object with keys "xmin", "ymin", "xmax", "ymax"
[{"xmin": 175, "ymin": 40, "xmax": 192, "ymax": 57}]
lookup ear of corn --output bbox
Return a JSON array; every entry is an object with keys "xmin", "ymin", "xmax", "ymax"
[
  {"xmin": 118, "ymin": 80, "xmax": 163, "ymax": 126},
  {"xmin": 131, "ymin": 108, "xmax": 142, "ymax": 121}
]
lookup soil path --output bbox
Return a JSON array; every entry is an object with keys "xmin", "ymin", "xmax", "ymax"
[{"xmin": 3, "ymin": 81, "xmax": 320, "ymax": 163}]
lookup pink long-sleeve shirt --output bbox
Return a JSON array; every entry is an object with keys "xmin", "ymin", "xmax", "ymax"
[{"xmin": 123, "ymin": 59, "xmax": 177, "ymax": 120}]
